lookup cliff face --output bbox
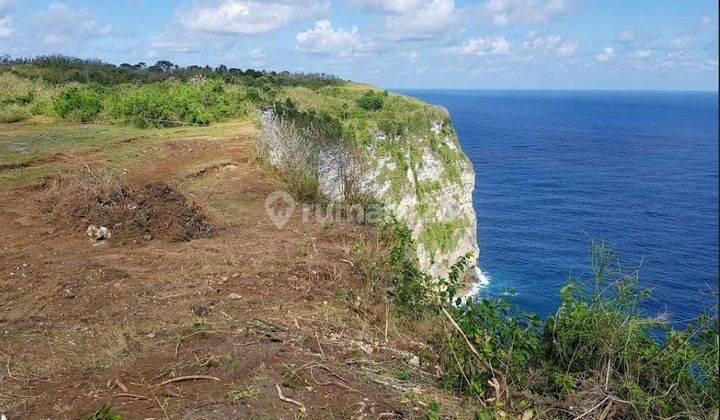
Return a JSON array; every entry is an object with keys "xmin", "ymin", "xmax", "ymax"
[{"xmin": 259, "ymin": 90, "xmax": 480, "ymax": 282}]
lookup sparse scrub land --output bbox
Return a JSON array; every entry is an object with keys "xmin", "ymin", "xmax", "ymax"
[
  {"xmin": 355, "ymin": 222, "xmax": 718, "ymax": 418},
  {"xmin": 0, "ymin": 56, "xmax": 716, "ymax": 419}
]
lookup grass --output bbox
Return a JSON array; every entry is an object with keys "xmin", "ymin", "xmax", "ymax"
[
  {"xmin": 0, "ymin": 118, "xmax": 252, "ymax": 189},
  {"xmin": 226, "ymin": 385, "xmax": 267, "ymax": 402},
  {"xmin": 417, "ymin": 218, "xmax": 469, "ymax": 256}
]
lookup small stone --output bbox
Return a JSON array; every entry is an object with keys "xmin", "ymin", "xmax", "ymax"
[
  {"xmin": 408, "ymin": 355, "xmax": 420, "ymax": 367},
  {"xmin": 64, "ymin": 288, "xmax": 76, "ymax": 298},
  {"xmin": 86, "ymin": 225, "xmax": 111, "ymax": 240},
  {"xmin": 228, "ymin": 293, "xmax": 242, "ymax": 300},
  {"xmin": 358, "ymin": 342, "xmax": 374, "ymax": 354},
  {"xmin": 142, "ymin": 234, "xmax": 153, "ymax": 241}
]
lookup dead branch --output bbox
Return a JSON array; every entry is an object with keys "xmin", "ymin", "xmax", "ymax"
[
  {"xmin": 573, "ymin": 396, "xmax": 610, "ymax": 420},
  {"xmin": 115, "ymin": 393, "xmax": 151, "ymax": 401},
  {"xmin": 157, "ymin": 375, "xmax": 220, "ymax": 387},
  {"xmin": 275, "ymin": 384, "xmax": 305, "ymax": 409}
]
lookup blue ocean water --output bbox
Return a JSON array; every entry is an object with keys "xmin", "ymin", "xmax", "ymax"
[{"xmin": 401, "ymin": 89, "xmax": 718, "ymax": 322}]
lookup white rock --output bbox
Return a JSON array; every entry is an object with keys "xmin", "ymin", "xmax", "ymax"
[
  {"xmin": 228, "ymin": 293, "xmax": 242, "ymax": 300},
  {"xmin": 408, "ymin": 355, "xmax": 420, "ymax": 367},
  {"xmin": 86, "ymin": 225, "xmax": 111, "ymax": 240}
]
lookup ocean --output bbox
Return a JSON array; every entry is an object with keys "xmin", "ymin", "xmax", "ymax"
[{"xmin": 400, "ymin": 89, "xmax": 718, "ymax": 322}]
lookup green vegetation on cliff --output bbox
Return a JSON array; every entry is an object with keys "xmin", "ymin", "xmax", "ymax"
[
  {"xmin": 358, "ymin": 221, "xmax": 718, "ymax": 419},
  {"xmin": 1, "ymin": 56, "xmax": 466, "ymax": 196}
]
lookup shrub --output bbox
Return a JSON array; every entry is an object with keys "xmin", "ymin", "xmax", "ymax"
[
  {"xmin": 360, "ymin": 222, "xmax": 718, "ymax": 418},
  {"xmin": 356, "ymin": 90, "xmax": 384, "ymax": 111},
  {"xmin": 53, "ymin": 87, "xmax": 103, "ymax": 122},
  {"xmin": 542, "ymin": 242, "xmax": 718, "ymax": 417},
  {"xmin": 279, "ymin": 168, "xmax": 323, "ymax": 203},
  {"xmin": 0, "ymin": 105, "xmax": 31, "ymax": 123},
  {"xmin": 109, "ymin": 80, "xmax": 248, "ymax": 128}
]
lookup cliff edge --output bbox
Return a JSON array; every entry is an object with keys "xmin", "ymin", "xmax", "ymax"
[{"xmin": 258, "ymin": 84, "xmax": 480, "ymax": 281}]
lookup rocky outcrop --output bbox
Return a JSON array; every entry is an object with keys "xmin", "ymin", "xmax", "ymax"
[{"xmin": 259, "ymin": 106, "xmax": 480, "ymax": 282}]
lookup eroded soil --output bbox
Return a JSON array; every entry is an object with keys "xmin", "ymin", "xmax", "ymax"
[{"xmin": 0, "ymin": 122, "xmax": 460, "ymax": 419}]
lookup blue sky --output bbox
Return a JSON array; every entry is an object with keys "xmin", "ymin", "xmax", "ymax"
[{"xmin": 0, "ymin": 0, "xmax": 717, "ymax": 90}]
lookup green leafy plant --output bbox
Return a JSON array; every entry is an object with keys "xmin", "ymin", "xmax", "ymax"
[
  {"xmin": 82, "ymin": 404, "xmax": 122, "ymax": 420},
  {"xmin": 53, "ymin": 86, "xmax": 103, "ymax": 122},
  {"xmin": 356, "ymin": 90, "xmax": 384, "ymax": 111}
]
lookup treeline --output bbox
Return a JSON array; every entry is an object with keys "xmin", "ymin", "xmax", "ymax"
[
  {"xmin": 0, "ymin": 54, "xmax": 344, "ymax": 126},
  {"xmin": 0, "ymin": 54, "xmax": 341, "ymax": 89}
]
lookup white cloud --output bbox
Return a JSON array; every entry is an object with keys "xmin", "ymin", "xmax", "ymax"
[
  {"xmin": 483, "ymin": 0, "xmax": 573, "ymax": 27},
  {"xmin": 669, "ymin": 35, "xmax": 689, "ymax": 50},
  {"xmin": 616, "ymin": 29, "xmax": 635, "ymax": 44},
  {"xmin": 699, "ymin": 16, "xmax": 713, "ymax": 27},
  {"xmin": 402, "ymin": 50, "xmax": 420, "ymax": 60},
  {"xmin": 595, "ymin": 46, "xmax": 615, "ymax": 62},
  {"xmin": 32, "ymin": 2, "xmax": 112, "ymax": 46},
  {"xmin": 348, "ymin": 0, "xmax": 423, "ymax": 14},
  {"xmin": 0, "ymin": 16, "xmax": 11, "ymax": 38},
  {"xmin": 629, "ymin": 49, "xmax": 652, "ymax": 60},
  {"xmin": 445, "ymin": 36, "xmax": 510, "ymax": 56},
  {"xmin": 382, "ymin": 0, "xmax": 456, "ymax": 41},
  {"xmin": 524, "ymin": 32, "xmax": 576, "ymax": 56},
  {"xmin": 178, "ymin": 0, "xmax": 329, "ymax": 35},
  {"xmin": 0, "ymin": 0, "xmax": 13, "ymax": 14},
  {"xmin": 295, "ymin": 20, "xmax": 374, "ymax": 57}
]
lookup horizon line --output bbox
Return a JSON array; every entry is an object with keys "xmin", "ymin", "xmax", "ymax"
[{"xmin": 389, "ymin": 87, "xmax": 719, "ymax": 93}]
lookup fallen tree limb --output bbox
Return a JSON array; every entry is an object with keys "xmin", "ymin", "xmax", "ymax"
[
  {"xmin": 157, "ymin": 375, "xmax": 220, "ymax": 387},
  {"xmin": 439, "ymin": 306, "xmax": 494, "ymax": 373},
  {"xmin": 275, "ymin": 384, "xmax": 305, "ymax": 410},
  {"xmin": 115, "ymin": 393, "xmax": 151, "ymax": 401}
]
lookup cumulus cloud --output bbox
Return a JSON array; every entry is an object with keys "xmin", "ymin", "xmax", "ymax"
[
  {"xmin": 595, "ymin": 46, "xmax": 615, "ymax": 62},
  {"xmin": 483, "ymin": 0, "xmax": 573, "ymax": 26},
  {"xmin": 178, "ymin": 0, "xmax": 329, "ymax": 35},
  {"xmin": 382, "ymin": 0, "xmax": 456, "ymax": 41},
  {"xmin": 295, "ymin": 20, "xmax": 374, "ymax": 57},
  {"xmin": 524, "ymin": 32, "xmax": 576, "ymax": 56},
  {"xmin": 32, "ymin": 2, "xmax": 112, "ymax": 46},
  {"xmin": 616, "ymin": 29, "xmax": 635, "ymax": 44},
  {"xmin": 445, "ymin": 36, "xmax": 510, "ymax": 56},
  {"xmin": 629, "ymin": 49, "xmax": 652, "ymax": 60}
]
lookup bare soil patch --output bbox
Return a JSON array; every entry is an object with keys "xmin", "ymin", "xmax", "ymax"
[{"xmin": 44, "ymin": 169, "xmax": 213, "ymax": 243}]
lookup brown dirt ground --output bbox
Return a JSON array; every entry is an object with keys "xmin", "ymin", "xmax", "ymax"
[{"xmin": 0, "ymin": 125, "xmax": 467, "ymax": 419}]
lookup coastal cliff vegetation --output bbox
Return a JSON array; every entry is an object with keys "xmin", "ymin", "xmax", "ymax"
[
  {"xmin": 1, "ymin": 56, "xmax": 717, "ymax": 419},
  {"xmin": 358, "ymin": 221, "xmax": 717, "ymax": 418}
]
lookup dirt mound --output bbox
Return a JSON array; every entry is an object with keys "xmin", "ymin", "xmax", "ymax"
[{"xmin": 45, "ymin": 170, "xmax": 212, "ymax": 242}]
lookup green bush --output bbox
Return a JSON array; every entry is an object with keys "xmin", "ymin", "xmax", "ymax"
[
  {"xmin": 53, "ymin": 87, "xmax": 103, "ymax": 122},
  {"xmin": 356, "ymin": 90, "xmax": 384, "ymax": 111},
  {"xmin": 109, "ymin": 80, "xmax": 248, "ymax": 128},
  {"xmin": 0, "ymin": 105, "xmax": 31, "ymax": 123},
  {"xmin": 363, "ymin": 222, "xmax": 718, "ymax": 419}
]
